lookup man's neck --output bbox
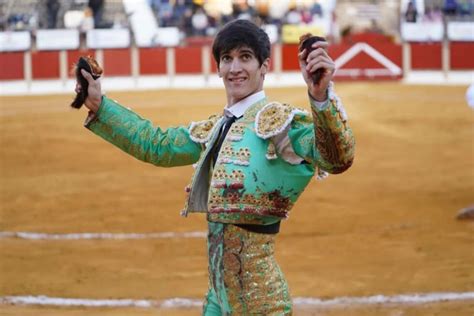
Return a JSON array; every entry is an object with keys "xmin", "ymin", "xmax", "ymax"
[{"xmin": 225, "ymin": 91, "xmax": 266, "ymax": 118}]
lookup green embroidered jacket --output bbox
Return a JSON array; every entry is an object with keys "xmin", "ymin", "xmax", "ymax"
[{"xmin": 86, "ymin": 88, "xmax": 354, "ymax": 225}]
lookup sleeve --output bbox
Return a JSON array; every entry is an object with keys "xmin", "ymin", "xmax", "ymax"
[
  {"xmin": 288, "ymin": 83, "xmax": 355, "ymax": 174},
  {"xmin": 85, "ymin": 96, "xmax": 203, "ymax": 168}
]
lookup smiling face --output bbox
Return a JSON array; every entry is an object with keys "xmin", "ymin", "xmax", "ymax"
[{"xmin": 218, "ymin": 46, "xmax": 269, "ymax": 106}]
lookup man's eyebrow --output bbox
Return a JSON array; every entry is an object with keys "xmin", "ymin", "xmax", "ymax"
[{"xmin": 239, "ymin": 48, "xmax": 255, "ymax": 55}]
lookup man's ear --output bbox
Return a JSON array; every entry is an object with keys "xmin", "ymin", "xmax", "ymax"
[{"xmin": 261, "ymin": 58, "xmax": 270, "ymax": 75}]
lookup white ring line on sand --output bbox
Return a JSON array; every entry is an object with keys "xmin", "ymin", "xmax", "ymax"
[
  {"xmin": 0, "ymin": 231, "xmax": 207, "ymax": 240},
  {"xmin": 1, "ymin": 293, "xmax": 474, "ymax": 309}
]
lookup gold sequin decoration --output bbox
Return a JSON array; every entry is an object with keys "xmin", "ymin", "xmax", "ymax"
[
  {"xmin": 228, "ymin": 123, "xmax": 245, "ymax": 141},
  {"xmin": 256, "ymin": 102, "xmax": 294, "ymax": 138},
  {"xmin": 266, "ymin": 140, "xmax": 277, "ymax": 160},
  {"xmin": 189, "ymin": 115, "xmax": 220, "ymax": 143},
  {"xmin": 222, "ymin": 225, "xmax": 292, "ymax": 314}
]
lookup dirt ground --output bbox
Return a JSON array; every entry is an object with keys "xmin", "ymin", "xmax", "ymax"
[{"xmin": 1, "ymin": 83, "xmax": 473, "ymax": 315}]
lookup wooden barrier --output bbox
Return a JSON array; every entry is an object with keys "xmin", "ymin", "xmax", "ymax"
[
  {"xmin": 103, "ymin": 48, "xmax": 132, "ymax": 76},
  {"xmin": 0, "ymin": 52, "xmax": 23, "ymax": 80},
  {"xmin": 281, "ymin": 44, "xmax": 300, "ymax": 71},
  {"xmin": 31, "ymin": 51, "xmax": 60, "ymax": 79},
  {"xmin": 410, "ymin": 43, "xmax": 442, "ymax": 70},
  {"xmin": 175, "ymin": 46, "xmax": 202, "ymax": 74},
  {"xmin": 1, "ymin": 41, "xmax": 472, "ymax": 82},
  {"xmin": 139, "ymin": 47, "xmax": 167, "ymax": 75},
  {"xmin": 450, "ymin": 42, "xmax": 474, "ymax": 70}
]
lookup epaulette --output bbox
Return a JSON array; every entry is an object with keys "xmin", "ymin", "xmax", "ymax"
[
  {"xmin": 189, "ymin": 115, "xmax": 221, "ymax": 143},
  {"xmin": 255, "ymin": 102, "xmax": 308, "ymax": 139}
]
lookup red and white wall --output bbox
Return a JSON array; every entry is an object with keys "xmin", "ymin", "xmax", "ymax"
[{"xmin": 0, "ymin": 34, "xmax": 473, "ymax": 87}]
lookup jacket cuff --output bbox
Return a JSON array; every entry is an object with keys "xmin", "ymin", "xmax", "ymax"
[
  {"xmin": 83, "ymin": 95, "xmax": 106, "ymax": 128},
  {"xmin": 308, "ymin": 91, "xmax": 330, "ymax": 111}
]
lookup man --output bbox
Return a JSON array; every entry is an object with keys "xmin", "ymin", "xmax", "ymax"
[{"xmin": 77, "ymin": 19, "xmax": 354, "ymax": 315}]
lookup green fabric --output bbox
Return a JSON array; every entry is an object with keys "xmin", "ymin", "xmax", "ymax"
[
  {"xmin": 203, "ymin": 288, "xmax": 224, "ymax": 316},
  {"xmin": 205, "ymin": 100, "xmax": 315, "ymax": 222},
  {"xmin": 206, "ymin": 222, "xmax": 292, "ymax": 315},
  {"xmin": 87, "ymin": 97, "xmax": 202, "ymax": 167},
  {"xmin": 289, "ymin": 100, "xmax": 355, "ymax": 174},
  {"xmin": 207, "ymin": 222, "xmax": 232, "ymax": 314}
]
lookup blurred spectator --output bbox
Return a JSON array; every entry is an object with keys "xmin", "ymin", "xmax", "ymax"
[
  {"xmin": 328, "ymin": 11, "xmax": 340, "ymax": 44},
  {"xmin": 340, "ymin": 25, "xmax": 353, "ymax": 44},
  {"xmin": 405, "ymin": 1, "xmax": 418, "ymax": 22},
  {"xmin": 254, "ymin": 1, "xmax": 271, "ymax": 25},
  {"xmin": 458, "ymin": 0, "xmax": 474, "ymax": 16},
  {"xmin": 80, "ymin": 7, "xmax": 95, "ymax": 32},
  {"xmin": 423, "ymin": 6, "xmax": 443, "ymax": 22},
  {"xmin": 180, "ymin": 6, "xmax": 194, "ymax": 36},
  {"xmin": 285, "ymin": 6, "xmax": 302, "ymax": 24},
  {"xmin": 310, "ymin": 1, "xmax": 323, "ymax": 17},
  {"xmin": 172, "ymin": 0, "xmax": 188, "ymax": 24},
  {"xmin": 366, "ymin": 19, "xmax": 384, "ymax": 34},
  {"xmin": 301, "ymin": 7, "xmax": 313, "ymax": 24},
  {"xmin": 233, "ymin": 0, "xmax": 257, "ymax": 21},
  {"xmin": 46, "ymin": 0, "xmax": 60, "ymax": 29},
  {"xmin": 155, "ymin": 0, "xmax": 174, "ymax": 27},
  {"xmin": 7, "ymin": 13, "xmax": 30, "ymax": 31},
  {"xmin": 267, "ymin": 2, "xmax": 287, "ymax": 28},
  {"xmin": 88, "ymin": 0, "xmax": 104, "ymax": 28},
  {"xmin": 0, "ymin": 6, "xmax": 6, "ymax": 31},
  {"xmin": 443, "ymin": 0, "xmax": 458, "ymax": 15},
  {"xmin": 191, "ymin": 6, "xmax": 209, "ymax": 36}
]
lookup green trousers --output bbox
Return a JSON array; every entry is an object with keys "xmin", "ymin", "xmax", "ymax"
[{"xmin": 203, "ymin": 222, "xmax": 292, "ymax": 315}]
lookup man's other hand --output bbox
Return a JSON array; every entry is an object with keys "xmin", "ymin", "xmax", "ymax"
[
  {"xmin": 75, "ymin": 69, "xmax": 102, "ymax": 113},
  {"xmin": 298, "ymin": 41, "xmax": 335, "ymax": 102}
]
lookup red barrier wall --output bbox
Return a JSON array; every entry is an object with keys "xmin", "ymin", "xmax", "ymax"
[
  {"xmin": 103, "ymin": 48, "xmax": 131, "ymax": 76},
  {"xmin": 67, "ymin": 49, "xmax": 96, "ymax": 78},
  {"xmin": 282, "ymin": 44, "xmax": 300, "ymax": 71},
  {"xmin": 0, "ymin": 52, "xmax": 23, "ymax": 80},
  {"xmin": 210, "ymin": 53, "xmax": 217, "ymax": 73},
  {"xmin": 410, "ymin": 43, "xmax": 442, "ymax": 69},
  {"xmin": 175, "ymin": 46, "xmax": 202, "ymax": 73},
  {"xmin": 32, "ymin": 51, "xmax": 60, "ymax": 79},
  {"xmin": 0, "ymin": 41, "xmax": 472, "ymax": 82},
  {"xmin": 139, "ymin": 47, "xmax": 167, "ymax": 75},
  {"xmin": 450, "ymin": 42, "xmax": 474, "ymax": 69}
]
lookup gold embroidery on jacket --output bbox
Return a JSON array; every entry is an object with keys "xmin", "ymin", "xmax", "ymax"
[{"xmin": 189, "ymin": 115, "xmax": 221, "ymax": 144}]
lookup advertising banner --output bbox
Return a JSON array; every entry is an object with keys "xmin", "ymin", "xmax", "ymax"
[
  {"xmin": 36, "ymin": 29, "xmax": 80, "ymax": 50},
  {"xmin": 448, "ymin": 22, "xmax": 474, "ymax": 41},
  {"xmin": 401, "ymin": 22, "xmax": 443, "ymax": 42},
  {"xmin": 282, "ymin": 24, "xmax": 325, "ymax": 44},
  {"xmin": 86, "ymin": 29, "xmax": 131, "ymax": 49},
  {"xmin": 0, "ymin": 31, "xmax": 31, "ymax": 52}
]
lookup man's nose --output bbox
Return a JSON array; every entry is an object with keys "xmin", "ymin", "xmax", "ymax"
[{"xmin": 230, "ymin": 59, "xmax": 242, "ymax": 73}]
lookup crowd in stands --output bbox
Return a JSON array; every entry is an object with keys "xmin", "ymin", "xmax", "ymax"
[
  {"xmin": 404, "ymin": 0, "xmax": 474, "ymax": 23},
  {"xmin": 1, "ymin": 0, "xmax": 327, "ymax": 38},
  {"xmin": 147, "ymin": 0, "xmax": 326, "ymax": 37},
  {"xmin": 1, "ymin": 0, "xmax": 124, "ymax": 32},
  {"xmin": 1, "ymin": 0, "xmax": 473, "ymax": 44}
]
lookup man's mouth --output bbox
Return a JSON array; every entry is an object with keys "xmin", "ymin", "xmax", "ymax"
[{"xmin": 229, "ymin": 77, "xmax": 246, "ymax": 83}]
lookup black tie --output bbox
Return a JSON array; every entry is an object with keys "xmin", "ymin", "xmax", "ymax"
[{"xmin": 212, "ymin": 115, "xmax": 237, "ymax": 166}]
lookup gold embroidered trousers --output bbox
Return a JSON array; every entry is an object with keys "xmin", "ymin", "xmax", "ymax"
[{"xmin": 204, "ymin": 222, "xmax": 292, "ymax": 315}]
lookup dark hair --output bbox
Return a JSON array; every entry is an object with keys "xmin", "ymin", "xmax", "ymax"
[{"xmin": 212, "ymin": 19, "xmax": 271, "ymax": 68}]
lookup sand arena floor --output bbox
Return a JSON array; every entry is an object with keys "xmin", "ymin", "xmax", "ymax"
[{"xmin": 1, "ymin": 83, "xmax": 473, "ymax": 315}]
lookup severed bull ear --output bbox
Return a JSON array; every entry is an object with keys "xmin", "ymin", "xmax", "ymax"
[
  {"xmin": 298, "ymin": 33, "xmax": 327, "ymax": 85},
  {"xmin": 70, "ymin": 56, "xmax": 103, "ymax": 109}
]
